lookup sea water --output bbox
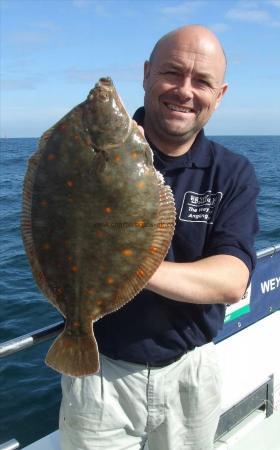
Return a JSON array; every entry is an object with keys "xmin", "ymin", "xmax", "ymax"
[{"xmin": 0, "ymin": 136, "xmax": 279, "ymax": 446}]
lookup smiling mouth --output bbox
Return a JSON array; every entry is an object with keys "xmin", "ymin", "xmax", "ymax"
[{"xmin": 165, "ymin": 103, "xmax": 195, "ymax": 114}]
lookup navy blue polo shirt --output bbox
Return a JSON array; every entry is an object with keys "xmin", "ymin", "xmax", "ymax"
[{"xmin": 94, "ymin": 107, "xmax": 259, "ymax": 364}]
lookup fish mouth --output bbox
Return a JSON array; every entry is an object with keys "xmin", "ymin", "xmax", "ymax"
[{"xmin": 97, "ymin": 77, "xmax": 113, "ymax": 91}]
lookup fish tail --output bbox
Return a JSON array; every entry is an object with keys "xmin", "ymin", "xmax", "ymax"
[{"xmin": 45, "ymin": 326, "xmax": 99, "ymax": 377}]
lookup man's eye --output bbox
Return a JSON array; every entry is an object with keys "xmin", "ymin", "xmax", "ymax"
[
  {"xmin": 162, "ymin": 71, "xmax": 179, "ymax": 76},
  {"xmin": 197, "ymin": 79, "xmax": 210, "ymax": 86}
]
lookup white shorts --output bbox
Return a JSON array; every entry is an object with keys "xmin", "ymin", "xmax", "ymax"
[{"xmin": 59, "ymin": 342, "xmax": 222, "ymax": 450}]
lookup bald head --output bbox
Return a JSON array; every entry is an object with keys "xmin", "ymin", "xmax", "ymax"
[
  {"xmin": 149, "ymin": 25, "xmax": 227, "ymax": 81},
  {"xmin": 142, "ymin": 24, "xmax": 229, "ymax": 155}
]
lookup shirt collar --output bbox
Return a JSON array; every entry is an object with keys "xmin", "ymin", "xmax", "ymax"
[{"xmin": 133, "ymin": 107, "xmax": 213, "ymax": 170}]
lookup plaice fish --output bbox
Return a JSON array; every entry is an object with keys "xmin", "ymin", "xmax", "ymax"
[{"xmin": 21, "ymin": 77, "xmax": 176, "ymax": 377}]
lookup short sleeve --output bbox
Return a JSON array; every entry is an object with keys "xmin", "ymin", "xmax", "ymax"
[{"xmin": 205, "ymin": 157, "xmax": 259, "ymax": 275}]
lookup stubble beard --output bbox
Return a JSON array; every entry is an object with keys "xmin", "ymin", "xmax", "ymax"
[{"xmin": 146, "ymin": 111, "xmax": 201, "ymax": 147}]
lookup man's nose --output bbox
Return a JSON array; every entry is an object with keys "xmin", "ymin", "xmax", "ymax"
[{"xmin": 176, "ymin": 76, "xmax": 193, "ymax": 100}]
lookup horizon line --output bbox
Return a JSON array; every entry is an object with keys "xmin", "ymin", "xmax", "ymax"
[{"xmin": 1, "ymin": 134, "xmax": 280, "ymax": 139}]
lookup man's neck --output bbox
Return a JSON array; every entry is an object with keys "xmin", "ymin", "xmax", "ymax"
[{"xmin": 145, "ymin": 130, "xmax": 199, "ymax": 157}]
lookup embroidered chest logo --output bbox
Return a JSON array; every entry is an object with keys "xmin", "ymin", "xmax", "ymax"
[{"xmin": 179, "ymin": 190, "xmax": 223, "ymax": 224}]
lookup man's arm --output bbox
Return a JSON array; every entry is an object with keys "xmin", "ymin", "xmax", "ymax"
[{"xmin": 146, "ymin": 255, "xmax": 249, "ymax": 305}]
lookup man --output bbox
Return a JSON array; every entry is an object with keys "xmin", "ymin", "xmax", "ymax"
[{"xmin": 60, "ymin": 25, "xmax": 259, "ymax": 450}]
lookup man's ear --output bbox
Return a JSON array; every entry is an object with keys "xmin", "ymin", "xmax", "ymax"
[
  {"xmin": 143, "ymin": 60, "xmax": 150, "ymax": 91},
  {"xmin": 214, "ymin": 83, "xmax": 228, "ymax": 110}
]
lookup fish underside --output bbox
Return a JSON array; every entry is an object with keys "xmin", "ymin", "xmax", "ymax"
[{"xmin": 21, "ymin": 77, "xmax": 176, "ymax": 377}]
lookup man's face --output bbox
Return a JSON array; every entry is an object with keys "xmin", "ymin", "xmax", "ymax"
[{"xmin": 143, "ymin": 33, "xmax": 228, "ymax": 149}]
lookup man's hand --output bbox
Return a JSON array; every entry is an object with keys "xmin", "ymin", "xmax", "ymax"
[{"xmin": 133, "ymin": 120, "xmax": 145, "ymax": 137}]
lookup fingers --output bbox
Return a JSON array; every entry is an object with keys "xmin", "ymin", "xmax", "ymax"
[{"xmin": 132, "ymin": 120, "xmax": 145, "ymax": 137}]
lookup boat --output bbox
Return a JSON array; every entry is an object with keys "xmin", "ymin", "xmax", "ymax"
[{"xmin": 1, "ymin": 244, "xmax": 279, "ymax": 450}]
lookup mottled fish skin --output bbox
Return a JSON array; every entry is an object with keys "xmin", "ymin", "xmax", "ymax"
[{"xmin": 21, "ymin": 77, "xmax": 176, "ymax": 376}]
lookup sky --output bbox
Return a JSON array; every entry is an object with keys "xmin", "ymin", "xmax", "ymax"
[{"xmin": 1, "ymin": 0, "xmax": 280, "ymax": 137}]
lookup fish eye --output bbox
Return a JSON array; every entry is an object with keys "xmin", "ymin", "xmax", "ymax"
[{"xmin": 99, "ymin": 92, "xmax": 110, "ymax": 102}]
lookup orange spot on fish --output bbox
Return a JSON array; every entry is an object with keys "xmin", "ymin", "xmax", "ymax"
[
  {"xmin": 38, "ymin": 271, "xmax": 45, "ymax": 282},
  {"xmin": 22, "ymin": 219, "xmax": 31, "ymax": 227},
  {"xmin": 106, "ymin": 276, "xmax": 114, "ymax": 285},
  {"xmin": 131, "ymin": 151, "xmax": 138, "ymax": 159},
  {"xmin": 122, "ymin": 249, "xmax": 133, "ymax": 257},
  {"xmin": 47, "ymin": 153, "xmax": 56, "ymax": 161},
  {"xmin": 96, "ymin": 299, "xmax": 103, "ymax": 306},
  {"xmin": 71, "ymin": 265, "xmax": 79, "ymax": 273},
  {"xmin": 149, "ymin": 246, "xmax": 158, "ymax": 254},
  {"xmin": 114, "ymin": 154, "xmax": 121, "ymax": 162},
  {"xmin": 64, "ymin": 338, "xmax": 72, "ymax": 348},
  {"xmin": 85, "ymin": 288, "xmax": 95, "ymax": 296},
  {"xmin": 72, "ymin": 321, "xmax": 80, "ymax": 328},
  {"xmin": 135, "ymin": 220, "xmax": 145, "ymax": 228},
  {"xmin": 104, "ymin": 207, "xmax": 112, "ymax": 214},
  {"xmin": 67, "ymin": 180, "xmax": 75, "ymax": 188},
  {"xmin": 136, "ymin": 181, "xmax": 145, "ymax": 189},
  {"xmin": 42, "ymin": 243, "xmax": 50, "ymax": 251},
  {"xmin": 95, "ymin": 230, "xmax": 105, "ymax": 238},
  {"xmin": 136, "ymin": 268, "xmax": 146, "ymax": 278},
  {"xmin": 54, "ymin": 286, "xmax": 64, "ymax": 295}
]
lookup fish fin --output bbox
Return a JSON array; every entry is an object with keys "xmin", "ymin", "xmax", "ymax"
[
  {"xmin": 45, "ymin": 324, "xmax": 99, "ymax": 376},
  {"xmin": 114, "ymin": 182, "xmax": 176, "ymax": 305},
  {"xmin": 21, "ymin": 143, "xmax": 66, "ymax": 315}
]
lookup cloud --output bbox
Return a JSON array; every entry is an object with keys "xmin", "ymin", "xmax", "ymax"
[
  {"xmin": 66, "ymin": 68, "xmax": 101, "ymax": 82},
  {"xmin": 65, "ymin": 64, "xmax": 142, "ymax": 83},
  {"xmin": 72, "ymin": 0, "xmax": 92, "ymax": 7},
  {"xmin": 1, "ymin": 78, "xmax": 41, "ymax": 91},
  {"xmin": 37, "ymin": 21, "xmax": 61, "ymax": 32},
  {"xmin": 8, "ymin": 21, "xmax": 61, "ymax": 46},
  {"xmin": 226, "ymin": 8, "xmax": 271, "ymax": 23},
  {"xmin": 160, "ymin": 1, "xmax": 205, "ymax": 16},
  {"xmin": 269, "ymin": 0, "xmax": 280, "ymax": 7},
  {"xmin": 93, "ymin": 1, "xmax": 108, "ymax": 16},
  {"xmin": 209, "ymin": 22, "xmax": 231, "ymax": 33},
  {"xmin": 270, "ymin": 20, "xmax": 280, "ymax": 26},
  {"xmin": 10, "ymin": 31, "xmax": 50, "ymax": 45},
  {"xmin": 0, "ymin": 0, "xmax": 9, "ymax": 9},
  {"xmin": 226, "ymin": 2, "xmax": 280, "ymax": 27},
  {"xmin": 234, "ymin": 1, "xmax": 261, "ymax": 9},
  {"xmin": 72, "ymin": 0, "xmax": 108, "ymax": 15}
]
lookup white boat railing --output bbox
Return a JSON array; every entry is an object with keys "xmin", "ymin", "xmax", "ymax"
[
  {"xmin": 1, "ymin": 244, "xmax": 279, "ymax": 360},
  {"xmin": 255, "ymin": 243, "xmax": 280, "ymax": 258},
  {"xmin": 0, "ymin": 439, "xmax": 20, "ymax": 450},
  {"xmin": 1, "ymin": 244, "xmax": 279, "ymax": 450},
  {"xmin": 0, "ymin": 321, "xmax": 64, "ymax": 359}
]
